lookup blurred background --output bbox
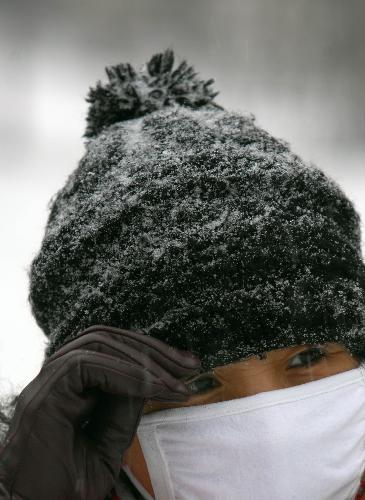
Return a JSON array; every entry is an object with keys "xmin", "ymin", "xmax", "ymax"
[{"xmin": 1, "ymin": 0, "xmax": 364, "ymax": 393}]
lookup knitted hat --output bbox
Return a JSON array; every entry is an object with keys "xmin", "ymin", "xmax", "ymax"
[{"xmin": 29, "ymin": 49, "xmax": 365, "ymax": 371}]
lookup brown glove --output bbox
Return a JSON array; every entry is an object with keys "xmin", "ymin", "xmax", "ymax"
[{"xmin": 0, "ymin": 325, "xmax": 201, "ymax": 499}]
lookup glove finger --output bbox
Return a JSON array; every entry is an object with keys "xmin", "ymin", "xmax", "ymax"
[
  {"xmin": 103, "ymin": 329, "xmax": 202, "ymax": 380},
  {"xmin": 81, "ymin": 325, "xmax": 201, "ymax": 366},
  {"xmin": 44, "ymin": 325, "xmax": 202, "ymax": 381},
  {"xmin": 44, "ymin": 331, "xmax": 199, "ymax": 395},
  {"xmin": 47, "ymin": 324, "xmax": 201, "ymax": 370},
  {"xmin": 45, "ymin": 349, "xmax": 190, "ymax": 417}
]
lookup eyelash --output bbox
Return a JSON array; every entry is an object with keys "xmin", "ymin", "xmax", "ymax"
[
  {"xmin": 287, "ymin": 346, "xmax": 327, "ymax": 369},
  {"xmin": 186, "ymin": 375, "xmax": 220, "ymax": 394}
]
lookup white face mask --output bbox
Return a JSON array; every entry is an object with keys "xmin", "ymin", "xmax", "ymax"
[{"xmin": 132, "ymin": 364, "xmax": 365, "ymax": 500}]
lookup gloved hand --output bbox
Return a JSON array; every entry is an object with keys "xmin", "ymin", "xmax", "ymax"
[{"xmin": 0, "ymin": 325, "xmax": 201, "ymax": 499}]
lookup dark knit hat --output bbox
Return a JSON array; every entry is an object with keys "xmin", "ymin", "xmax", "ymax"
[{"xmin": 29, "ymin": 49, "xmax": 365, "ymax": 371}]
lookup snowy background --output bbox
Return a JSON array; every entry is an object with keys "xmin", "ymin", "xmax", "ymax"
[{"xmin": 1, "ymin": 0, "xmax": 364, "ymax": 394}]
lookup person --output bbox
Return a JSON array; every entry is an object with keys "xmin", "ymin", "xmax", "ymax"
[
  {"xmin": 122, "ymin": 341, "xmax": 364, "ymax": 499},
  {"xmin": 1, "ymin": 48, "xmax": 365, "ymax": 499}
]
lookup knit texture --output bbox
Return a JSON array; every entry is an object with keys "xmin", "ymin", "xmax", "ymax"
[{"xmin": 28, "ymin": 50, "xmax": 365, "ymax": 371}]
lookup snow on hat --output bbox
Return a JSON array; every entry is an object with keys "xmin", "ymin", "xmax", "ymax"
[{"xmin": 29, "ymin": 49, "xmax": 365, "ymax": 370}]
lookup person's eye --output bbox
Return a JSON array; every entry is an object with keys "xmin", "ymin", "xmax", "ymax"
[
  {"xmin": 287, "ymin": 346, "xmax": 327, "ymax": 369},
  {"xmin": 186, "ymin": 375, "xmax": 220, "ymax": 394}
]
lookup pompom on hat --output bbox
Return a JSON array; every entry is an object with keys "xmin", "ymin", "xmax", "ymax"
[{"xmin": 29, "ymin": 49, "xmax": 365, "ymax": 371}]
